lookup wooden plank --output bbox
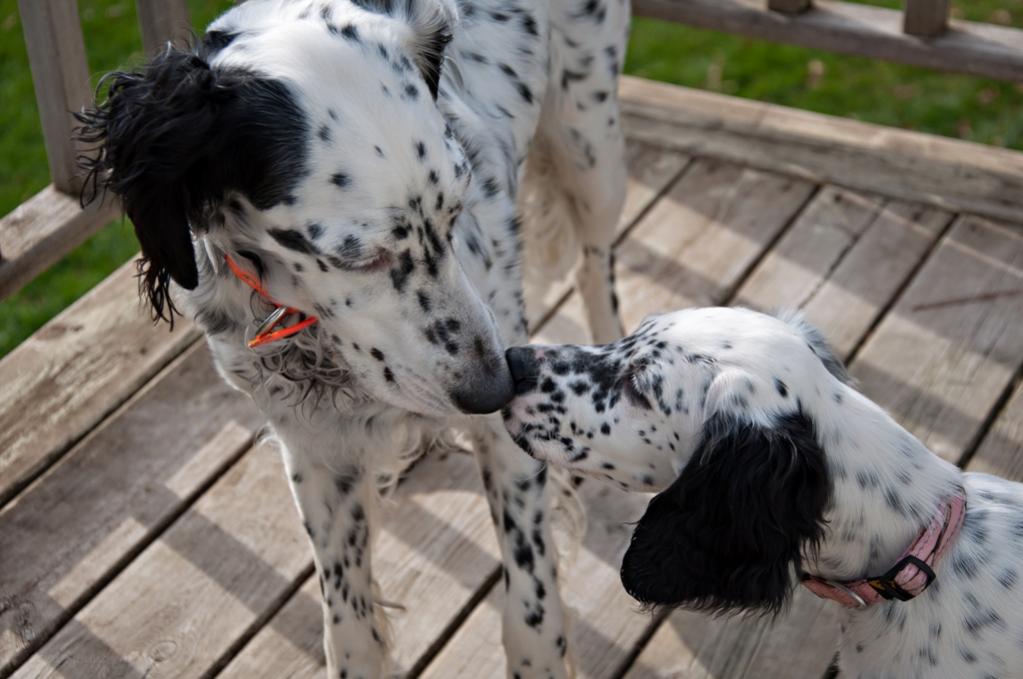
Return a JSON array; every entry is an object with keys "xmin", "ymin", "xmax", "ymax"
[
  {"xmin": 136, "ymin": 0, "xmax": 191, "ymax": 54},
  {"xmin": 625, "ymin": 189, "xmax": 952, "ymax": 678},
  {"xmin": 851, "ymin": 216, "xmax": 1023, "ymax": 464},
  {"xmin": 538, "ymin": 159, "xmax": 814, "ymax": 344},
  {"xmin": 768, "ymin": 0, "xmax": 811, "ymax": 15},
  {"xmin": 903, "ymin": 0, "xmax": 950, "ymax": 37},
  {"xmin": 619, "ymin": 75, "xmax": 1023, "ymax": 225},
  {"xmin": 13, "ymin": 448, "xmax": 498, "ymax": 678},
  {"xmin": 0, "ymin": 343, "xmax": 260, "ymax": 675},
  {"xmin": 10, "ymin": 441, "xmax": 307, "ymax": 679},
  {"xmin": 527, "ymin": 143, "xmax": 690, "ymax": 330},
  {"xmin": 626, "ymin": 589, "xmax": 837, "ymax": 679},
  {"xmin": 0, "ymin": 185, "xmax": 118, "ymax": 300},
  {"xmin": 16, "ymin": 0, "xmax": 91, "ymax": 193},
  {"xmin": 0, "ymin": 259, "xmax": 198, "ymax": 508},
  {"xmin": 610, "ymin": 159, "xmax": 815, "ymax": 326},
  {"xmin": 424, "ymin": 161, "xmax": 815, "ymax": 677},
  {"xmin": 968, "ymin": 382, "xmax": 1023, "ymax": 481},
  {"xmin": 423, "ymin": 483, "xmax": 651, "ymax": 679},
  {"xmin": 632, "ymin": 0, "xmax": 1023, "ymax": 83},
  {"xmin": 217, "ymin": 451, "xmax": 501, "ymax": 678},
  {"xmin": 735, "ymin": 187, "xmax": 952, "ymax": 358}
]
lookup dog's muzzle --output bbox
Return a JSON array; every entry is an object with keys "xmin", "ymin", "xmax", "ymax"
[{"xmin": 449, "ymin": 352, "xmax": 516, "ymax": 415}]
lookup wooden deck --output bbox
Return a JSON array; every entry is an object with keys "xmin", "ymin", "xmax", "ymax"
[{"xmin": 2, "ymin": 77, "xmax": 1022, "ymax": 679}]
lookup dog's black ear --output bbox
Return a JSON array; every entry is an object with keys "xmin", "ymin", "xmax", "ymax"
[
  {"xmin": 402, "ymin": 0, "xmax": 455, "ymax": 98},
  {"xmin": 621, "ymin": 411, "xmax": 831, "ymax": 616},
  {"xmin": 76, "ymin": 46, "xmax": 308, "ymax": 323}
]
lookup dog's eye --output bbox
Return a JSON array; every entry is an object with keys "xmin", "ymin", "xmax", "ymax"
[{"xmin": 343, "ymin": 250, "xmax": 392, "ymax": 272}]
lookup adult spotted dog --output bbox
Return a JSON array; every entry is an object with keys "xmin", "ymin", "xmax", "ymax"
[
  {"xmin": 78, "ymin": 0, "xmax": 629, "ymax": 676},
  {"xmin": 504, "ymin": 307, "xmax": 1023, "ymax": 679}
]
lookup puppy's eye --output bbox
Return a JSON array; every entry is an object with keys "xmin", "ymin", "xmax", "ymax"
[
  {"xmin": 622, "ymin": 358, "xmax": 654, "ymax": 409},
  {"xmin": 623, "ymin": 374, "xmax": 653, "ymax": 409}
]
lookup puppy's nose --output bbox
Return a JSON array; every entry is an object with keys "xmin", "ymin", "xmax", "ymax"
[{"xmin": 506, "ymin": 347, "xmax": 541, "ymax": 395}]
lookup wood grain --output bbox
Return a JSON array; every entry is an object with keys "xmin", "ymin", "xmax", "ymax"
[
  {"xmin": 768, "ymin": 0, "xmax": 812, "ymax": 14},
  {"xmin": 0, "ymin": 260, "xmax": 198, "ymax": 507},
  {"xmin": 626, "ymin": 589, "xmax": 837, "ymax": 679},
  {"xmin": 851, "ymin": 216, "xmax": 1023, "ymax": 464},
  {"xmin": 903, "ymin": 0, "xmax": 950, "ymax": 37},
  {"xmin": 218, "ymin": 451, "xmax": 501, "ymax": 678},
  {"xmin": 13, "ymin": 448, "xmax": 500, "ymax": 678},
  {"xmin": 135, "ymin": 0, "xmax": 191, "ymax": 54},
  {"xmin": 735, "ymin": 187, "xmax": 952, "ymax": 358},
  {"xmin": 10, "ymin": 441, "xmax": 308, "ymax": 679},
  {"xmin": 619, "ymin": 75, "xmax": 1023, "ymax": 224},
  {"xmin": 16, "ymin": 0, "xmax": 91, "ymax": 193},
  {"xmin": 632, "ymin": 0, "xmax": 1023, "ymax": 83},
  {"xmin": 0, "ymin": 185, "xmax": 118, "ymax": 300},
  {"xmin": 0, "ymin": 344, "xmax": 260, "ymax": 675},
  {"xmin": 968, "ymin": 381, "xmax": 1023, "ymax": 481},
  {"xmin": 612, "ymin": 159, "xmax": 814, "ymax": 325}
]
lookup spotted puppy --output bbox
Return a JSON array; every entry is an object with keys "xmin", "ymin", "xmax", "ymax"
[
  {"xmin": 504, "ymin": 307, "xmax": 1023, "ymax": 679},
  {"xmin": 77, "ymin": 0, "xmax": 630, "ymax": 677}
]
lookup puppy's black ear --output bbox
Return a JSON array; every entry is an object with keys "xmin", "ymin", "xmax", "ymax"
[
  {"xmin": 621, "ymin": 411, "xmax": 831, "ymax": 616},
  {"xmin": 76, "ymin": 46, "xmax": 307, "ymax": 323}
]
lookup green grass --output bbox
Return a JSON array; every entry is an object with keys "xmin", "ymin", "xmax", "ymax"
[{"xmin": 1, "ymin": 0, "xmax": 1021, "ymax": 356}]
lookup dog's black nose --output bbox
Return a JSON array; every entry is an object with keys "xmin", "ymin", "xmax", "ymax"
[
  {"xmin": 450, "ymin": 369, "xmax": 515, "ymax": 414},
  {"xmin": 506, "ymin": 347, "xmax": 541, "ymax": 395},
  {"xmin": 450, "ymin": 350, "xmax": 516, "ymax": 414}
]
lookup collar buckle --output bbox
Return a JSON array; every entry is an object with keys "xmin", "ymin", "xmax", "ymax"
[{"xmin": 868, "ymin": 555, "xmax": 936, "ymax": 601}]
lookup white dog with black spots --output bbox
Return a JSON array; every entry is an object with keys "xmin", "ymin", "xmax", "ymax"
[
  {"xmin": 504, "ymin": 307, "xmax": 1023, "ymax": 679},
  {"xmin": 78, "ymin": 0, "xmax": 630, "ymax": 677}
]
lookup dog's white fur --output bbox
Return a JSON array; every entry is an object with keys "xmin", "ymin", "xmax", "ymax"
[
  {"xmin": 80, "ymin": 0, "xmax": 631, "ymax": 676},
  {"xmin": 505, "ymin": 307, "xmax": 1023, "ymax": 679}
]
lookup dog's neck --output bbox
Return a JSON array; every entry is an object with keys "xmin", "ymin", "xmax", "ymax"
[{"xmin": 806, "ymin": 386, "xmax": 962, "ymax": 582}]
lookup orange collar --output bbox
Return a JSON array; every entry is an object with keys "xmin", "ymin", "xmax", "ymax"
[{"xmin": 224, "ymin": 253, "xmax": 318, "ymax": 348}]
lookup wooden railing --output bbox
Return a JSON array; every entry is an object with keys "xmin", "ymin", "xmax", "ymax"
[
  {"xmin": 2, "ymin": 0, "xmax": 1022, "ymax": 302},
  {"xmin": 0, "ymin": 0, "xmax": 191, "ymax": 300}
]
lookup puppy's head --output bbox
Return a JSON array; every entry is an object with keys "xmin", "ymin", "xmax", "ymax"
[
  {"xmin": 77, "ymin": 1, "xmax": 515, "ymax": 416},
  {"xmin": 504, "ymin": 307, "xmax": 841, "ymax": 613}
]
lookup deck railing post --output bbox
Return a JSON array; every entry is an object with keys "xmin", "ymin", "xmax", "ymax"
[
  {"xmin": 904, "ymin": 0, "xmax": 951, "ymax": 37},
  {"xmin": 136, "ymin": 0, "xmax": 191, "ymax": 55},
  {"xmin": 17, "ymin": 0, "xmax": 91, "ymax": 195},
  {"xmin": 768, "ymin": 0, "xmax": 813, "ymax": 15}
]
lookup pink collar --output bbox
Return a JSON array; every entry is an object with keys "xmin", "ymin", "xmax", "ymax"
[{"xmin": 801, "ymin": 486, "xmax": 967, "ymax": 609}]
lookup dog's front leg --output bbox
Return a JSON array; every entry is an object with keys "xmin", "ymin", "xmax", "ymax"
[
  {"xmin": 472, "ymin": 417, "xmax": 574, "ymax": 679},
  {"xmin": 270, "ymin": 415, "xmax": 389, "ymax": 679}
]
